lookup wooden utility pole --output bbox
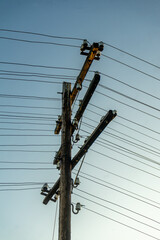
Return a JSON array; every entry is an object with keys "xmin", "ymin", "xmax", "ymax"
[{"xmin": 59, "ymin": 82, "xmax": 71, "ymax": 240}]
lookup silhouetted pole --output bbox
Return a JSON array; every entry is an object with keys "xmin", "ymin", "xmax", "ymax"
[{"xmin": 59, "ymin": 82, "xmax": 71, "ymax": 240}]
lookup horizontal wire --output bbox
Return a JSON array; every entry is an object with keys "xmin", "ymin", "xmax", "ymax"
[
  {"xmin": 83, "ymin": 121, "xmax": 160, "ymax": 157},
  {"xmin": 76, "ymin": 188, "xmax": 160, "ymax": 225},
  {"xmin": 100, "ymin": 72, "xmax": 160, "ymax": 101},
  {"xmin": 0, "ymin": 69, "xmax": 77, "ymax": 79},
  {"xmin": 78, "ymin": 171, "xmax": 160, "ymax": 206},
  {"xmin": 95, "ymin": 89, "xmax": 160, "ymax": 120},
  {"xmin": 102, "ymin": 54, "xmax": 160, "ymax": 83},
  {"xmin": 84, "ymin": 162, "xmax": 160, "ymax": 194},
  {"xmin": 83, "ymin": 206, "xmax": 159, "ymax": 240},
  {"xmin": 74, "ymin": 193, "xmax": 160, "ymax": 232},
  {"xmin": 0, "ymin": 127, "xmax": 54, "ymax": 131},
  {"xmin": 0, "ymin": 104, "xmax": 60, "ymax": 110},
  {"xmin": 0, "ymin": 61, "xmax": 81, "ymax": 71},
  {"xmin": 0, "ymin": 36, "xmax": 80, "ymax": 48},
  {"xmin": 0, "ymin": 187, "xmax": 40, "ymax": 191},
  {"xmin": 0, "ymin": 28, "xmax": 84, "ymax": 41},
  {"xmin": 103, "ymin": 42, "xmax": 160, "ymax": 69},
  {"xmin": 0, "ymin": 93, "xmax": 60, "ymax": 101},
  {"xmin": 0, "ymin": 150, "xmax": 56, "ymax": 152},
  {"xmin": 0, "ymin": 167, "xmax": 57, "ymax": 170},
  {"xmin": 0, "ymin": 110, "xmax": 58, "ymax": 117},
  {"xmin": 118, "ymin": 115, "xmax": 160, "ymax": 135},
  {"xmin": 99, "ymin": 83, "xmax": 160, "ymax": 112},
  {"xmin": 77, "ymin": 173, "xmax": 160, "ymax": 209},
  {"xmin": 0, "ymin": 76, "xmax": 75, "ymax": 84},
  {"xmin": 0, "ymin": 161, "xmax": 51, "ymax": 164},
  {"xmin": 89, "ymin": 103, "xmax": 160, "ymax": 135},
  {"xmin": 89, "ymin": 148, "xmax": 160, "ymax": 179},
  {"xmin": 0, "ymin": 121, "xmax": 54, "ymax": 125},
  {"xmin": 81, "ymin": 127, "xmax": 160, "ymax": 168},
  {"xmin": 94, "ymin": 140, "xmax": 160, "ymax": 172}
]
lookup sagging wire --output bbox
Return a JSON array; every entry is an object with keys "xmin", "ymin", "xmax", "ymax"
[{"xmin": 52, "ymin": 200, "xmax": 58, "ymax": 240}]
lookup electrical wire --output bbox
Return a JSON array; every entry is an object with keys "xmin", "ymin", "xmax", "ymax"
[
  {"xmin": 83, "ymin": 206, "xmax": 159, "ymax": 240},
  {"xmin": 102, "ymin": 54, "xmax": 160, "ymax": 83},
  {"xmin": 0, "ymin": 76, "xmax": 75, "ymax": 85},
  {"xmin": 75, "ymin": 188, "xmax": 160, "ymax": 225},
  {"xmin": 0, "ymin": 61, "xmax": 81, "ymax": 71},
  {"xmin": 103, "ymin": 42, "xmax": 160, "ymax": 69},
  {"xmin": 82, "ymin": 121, "xmax": 160, "ymax": 157},
  {"xmin": 0, "ymin": 167, "xmax": 57, "ymax": 170},
  {"xmin": 94, "ymin": 89, "xmax": 160, "ymax": 120},
  {"xmin": 100, "ymin": 72, "xmax": 160, "ymax": 101},
  {"xmin": 0, "ymin": 28, "xmax": 84, "ymax": 41},
  {"xmin": 78, "ymin": 171, "xmax": 160, "ymax": 206},
  {"xmin": 98, "ymin": 83, "xmax": 160, "ymax": 112},
  {"xmin": 73, "ymin": 193, "xmax": 160, "ymax": 232},
  {"xmin": 81, "ymin": 128, "xmax": 160, "ymax": 168},
  {"xmin": 89, "ymin": 148, "xmax": 160, "ymax": 179},
  {"xmin": 0, "ymin": 104, "xmax": 60, "ymax": 110},
  {"xmin": 52, "ymin": 200, "xmax": 58, "ymax": 240},
  {"xmin": 76, "ymin": 173, "xmax": 160, "ymax": 209},
  {"xmin": 84, "ymin": 162, "xmax": 160, "ymax": 194},
  {"xmin": 0, "ymin": 36, "xmax": 80, "ymax": 48},
  {"xmin": 0, "ymin": 93, "xmax": 60, "ymax": 101},
  {"xmin": 89, "ymin": 103, "xmax": 160, "ymax": 135}
]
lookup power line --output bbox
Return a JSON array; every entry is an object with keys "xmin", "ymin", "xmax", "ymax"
[
  {"xmin": 102, "ymin": 54, "xmax": 160, "ymax": 83},
  {"xmin": 0, "ymin": 76, "xmax": 75, "ymax": 85},
  {"xmin": 0, "ymin": 104, "xmax": 60, "ymax": 110},
  {"xmin": 89, "ymin": 148, "xmax": 160, "ymax": 179},
  {"xmin": 83, "ymin": 206, "xmax": 160, "ymax": 240},
  {"xmin": 76, "ymin": 188, "xmax": 160, "ymax": 225},
  {"xmin": 0, "ymin": 36, "xmax": 80, "ymax": 48},
  {"xmin": 82, "ymin": 128, "xmax": 160, "ymax": 168},
  {"xmin": 78, "ymin": 171, "xmax": 160, "ymax": 206},
  {"xmin": 95, "ymin": 89, "xmax": 160, "ymax": 120},
  {"xmin": 84, "ymin": 108, "xmax": 160, "ymax": 142},
  {"xmin": 83, "ymin": 122, "xmax": 160, "ymax": 157},
  {"xmin": 0, "ymin": 69, "xmax": 77, "ymax": 79},
  {"xmin": 118, "ymin": 115, "xmax": 160, "ymax": 135},
  {"xmin": 89, "ymin": 103, "xmax": 160, "ymax": 135},
  {"xmin": 0, "ymin": 61, "xmax": 81, "ymax": 71},
  {"xmin": 0, "ymin": 93, "xmax": 60, "ymax": 101},
  {"xmin": 52, "ymin": 201, "xmax": 58, "ymax": 240},
  {"xmin": 103, "ymin": 42, "xmax": 160, "ymax": 69},
  {"xmin": 100, "ymin": 72, "xmax": 160, "ymax": 101},
  {"xmin": 0, "ymin": 110, "xmax": 58, "ymax": 117},
  {"xmin": 84, "ymin": 162, "xmax": 160, "ymax": 194},
  {"xmin": 77, "ymin": 173, "xmax": 160, "ymax": 209},
  {"xmin": 0, "ymin": 167, "xmax": 57, "ymax": 170},
  {"xmin": 0, "ymin": 28, "xmax": 84, "ymax": 41},
  {"xmin": 0, "ymin": 127, "xmax": 54, "ymax": 131},
  {"xmin": 99, "ymin": 83, "xmax": 160, "ymax": 112},
  {"xmin": 74, "ymin": 193, "xmax": 160, "ymax": 232},
  {"xmin": 0, "ymin": 161, "xmax": 51, "ymax": 164},
  {"xmin": 0, "ymin": 121, "xmax": 54, "ymax": 126}
]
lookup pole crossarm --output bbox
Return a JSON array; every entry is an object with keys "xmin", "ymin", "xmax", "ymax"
[
  {"xmin": 53, "ymin": 72, "xmax": 100, "ymax": 165},
  {"xmin": 42, "ymin": 110, "xmax": 117, "ymax": 205},
  {"xmin": 54, "ymin": 42, "xmax": 103, "ymax": 135}
]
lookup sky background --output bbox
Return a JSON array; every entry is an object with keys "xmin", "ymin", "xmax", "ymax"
[{"xmin": 0, "ymin": 0, "xmax": 160, "ymax": 240}]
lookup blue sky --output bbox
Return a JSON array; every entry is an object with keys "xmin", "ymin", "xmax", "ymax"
[{"xmin": 0, "ymin": 1, "xmax": 160, "ymax": 240}]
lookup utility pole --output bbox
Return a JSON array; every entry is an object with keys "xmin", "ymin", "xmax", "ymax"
[
  {"xmin": 41, "ymin": 40, "xmax": 117, "ymax": 240},
  {"xmin": 59, "ymin": 82, "xmax": 71, "ymax": 240}
]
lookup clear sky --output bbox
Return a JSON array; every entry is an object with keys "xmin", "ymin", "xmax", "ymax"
[{"xmin": 0, "ymin": 0, "xmax": 160, "ymax": 240}]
